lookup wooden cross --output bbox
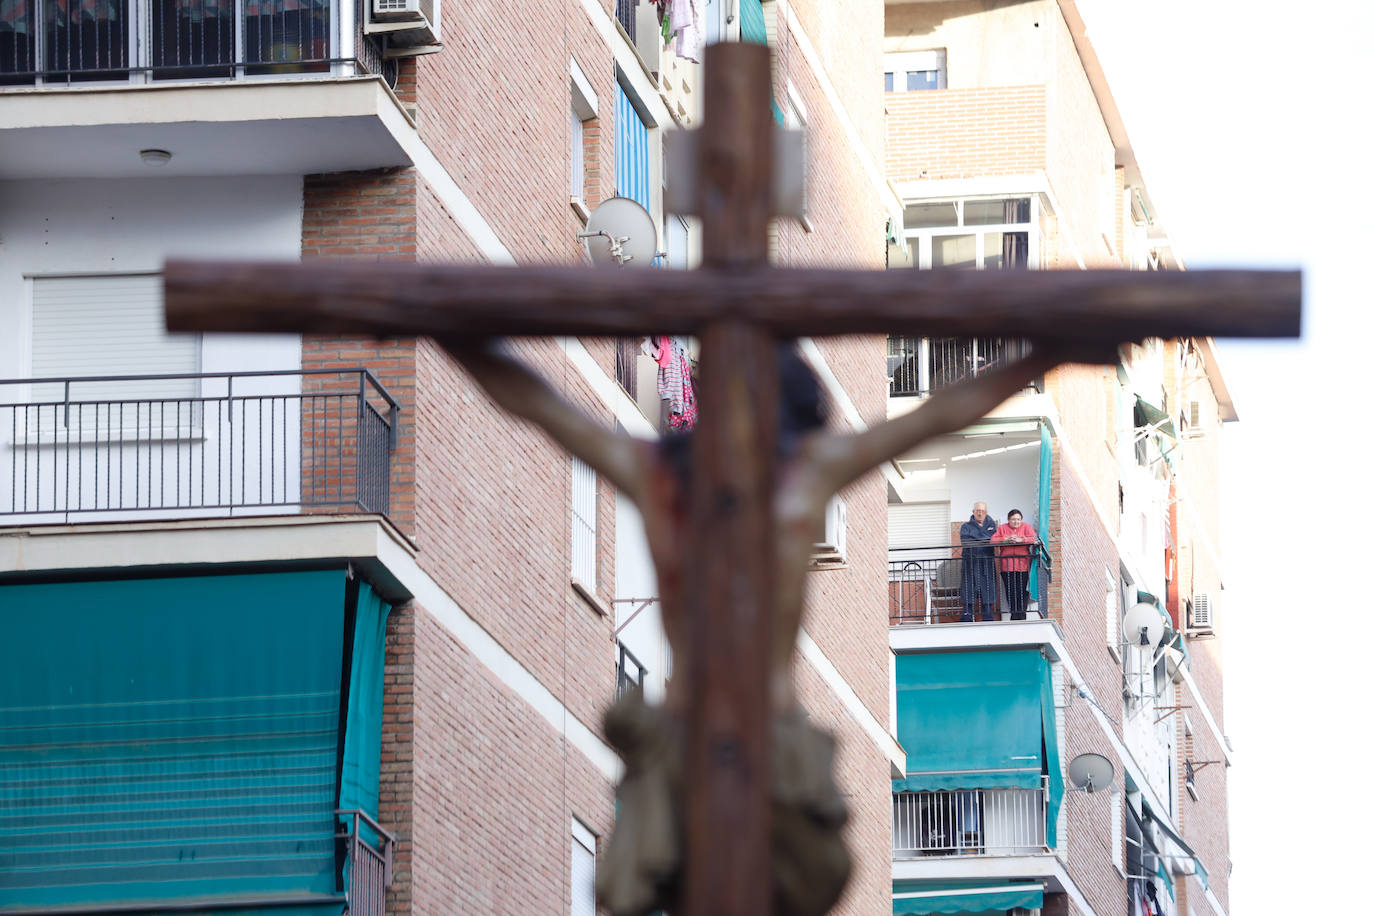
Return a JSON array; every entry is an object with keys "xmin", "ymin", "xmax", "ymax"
[{"xmin": 164, "ymin": 44, "xmax": 1299, "ymax": 916}]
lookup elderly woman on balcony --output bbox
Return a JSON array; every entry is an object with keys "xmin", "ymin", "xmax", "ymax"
[{"xmin": 992, "ymin": 509, "xmax": 1039, "ymax": 621}]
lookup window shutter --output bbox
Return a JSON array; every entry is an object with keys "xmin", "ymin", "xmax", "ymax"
[
  {"xmin": 30, "ymin": 275, "xmax": 199, "ymax": 402},
  {"xmin": 570, "ymin": 820, "xmax": 597, "ymax": 916},
  {"xmin": 888, "ymin": 502, "xmax": 951, "ymax": 548},
  {"xmin": 571, "ymin": 458, "xmax": 598, "ymax": 587},
  {"xmin": 614, "ymin": 84, "xmax": 650, "ymax": 211}
]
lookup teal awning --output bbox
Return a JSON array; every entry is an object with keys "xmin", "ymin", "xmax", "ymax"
[
  {"xmin": 892, "ymin": 650, "xmax": 1045, "ymax": 791},
  {"xmin": 1135, "ymin": 396, "xmax": 1177, "ymax": 439},
  {"xmin": 893, "ymin": 882, "xmax": 1043, "ymax": 915},
  {"xmin": 1028, "ymin": 422, "xmax": 1052, "ymax": 601},
  {"xmin": 0, "ymin": 571, "xmax": 350, "ymax": 913},
  {"xmin": 740, "ymin": 0, "xmax": 767, "ymax": 44}
]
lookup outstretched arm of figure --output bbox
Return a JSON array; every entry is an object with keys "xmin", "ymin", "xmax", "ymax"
[
  {"xmin": 811, "ymin": 344, "xmax": 1107, "ymax": 495},
  {"xmin": 436, "ymin": 337, "xmax": 650, "ymax": 505}
]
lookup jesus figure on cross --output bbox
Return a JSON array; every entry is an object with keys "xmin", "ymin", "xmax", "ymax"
[
  {"xmin": 164, "ymin": 39, "xmax": 1298, "ymax": 916},
  {"xmin": 440, "ymin": 335, "xmax": 1070, "ymax": 916}
]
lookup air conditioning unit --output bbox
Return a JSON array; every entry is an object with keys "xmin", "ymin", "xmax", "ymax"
[
  {"xmin": 1188, "ymin": 593, "xmax": 1215, "ymax": 635},
  {"xmin": 811, "ymin": 497, "xmax": 847, "ymax": 568},
  {"xmin": 1180, "ymin": 399, "xmax": 1204, "ymax": 439},
  {"xmin": 367, "ymin": 0, "xmax": 442, "ymax": 56}
]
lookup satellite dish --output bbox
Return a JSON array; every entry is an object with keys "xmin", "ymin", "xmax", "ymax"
[
  {"xmin": 1067, "ymin": 753, "xmax": 1115, "ymax": 793},
  {"xmin": 581, "ymin": 196, "xmax": 659, "ymax": 266},
  {"xmin": 1123, "ymin": 601, "xmax": 1166, "ymax": 652}
]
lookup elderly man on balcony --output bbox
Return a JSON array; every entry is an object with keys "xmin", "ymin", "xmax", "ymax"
[{"xmin": 959, "ymin": 502, "xmax": 999, "ymax": 622}]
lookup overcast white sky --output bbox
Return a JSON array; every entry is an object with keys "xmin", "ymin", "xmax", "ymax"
[{"xmin": 1077, "ymin": 1, "xmax": 1374, "ymax": 909}]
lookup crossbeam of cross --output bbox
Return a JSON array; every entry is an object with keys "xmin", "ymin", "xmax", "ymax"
[{"xmin": 164, "ymin": 44, "xmax": 1299, "ymax": 916}]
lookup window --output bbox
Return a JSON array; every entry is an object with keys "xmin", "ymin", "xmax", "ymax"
[
  {"xmin": 615, "ymin": 81, "xmax": 651, "ymax": 211},
  {"xmin": 883, "ymin": 50, "xmax": 946, "ymax": 93},
  {"xmin": 784, "ymin": 82, "xmax": 810, "ymax": 228},
  {"xmin": 570, "ymin": 57, "xmax": 598, "ymax": 219},
  {"xmin": 29, "ymin": 274, "xmax": 201, "ymax": 422},
  {"xmin": 900, "ymin": 197, "xmax": 1033, "ymax": 270},
  {"xmin": 1106, "ymin": 567, "xmax": 1121, "ymax": 661},
  {"xmin": 570, "ymin": 458, "xmax": 597, "ymax": 588},
  {"xmin": 1112, "ymin": 791, "xmax": 1125, "ymax": 875},
  {"xmin": 570, "ymin": 818, "xmax": 597, "ymax": 916}
]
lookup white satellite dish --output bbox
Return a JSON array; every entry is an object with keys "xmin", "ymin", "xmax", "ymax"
[
  {"xmin": 1067, "ymin": 753, "xmax": 1115, "ymax": 793},
  {"xmin": 1123, "ymin": 601, "xmax": 1166, "ymax": 652},
  {"xmin": 581, "ymin": 196, "xmax": 659, "ymax": 266}
]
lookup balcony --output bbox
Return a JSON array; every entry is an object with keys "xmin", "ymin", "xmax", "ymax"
[
  {"xmin": 892, "ymin": 778, "xmax": 1049, "ymax": 858},
  {"xmin": 0, "ymin": 368, "xmax": 398, "ymax": 525},
  {"xmin": 889, "ymin": 544, "xmax": 1050, "ymax": 625},
  {"xmin": 0, "ymin": 0, "xmax": 414, "ymax": 179},
  {"xmin": 616, "ymin": 639, "xmax": 647, "ymax": 698},
  {"xmin": 338, "ymin": 809, "xmax": 396, "ymax": 916},
  {"xmin": 888, "ymin": 336, "xmax": 1035, "ymax": 398}
]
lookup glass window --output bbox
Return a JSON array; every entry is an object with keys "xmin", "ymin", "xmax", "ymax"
[
  {"xmin": 982, "ymin": 232, "xmax": 1029, "ymax": 269},
  {"xmin": 906, "ymin": 69, "xmax": 940, "ymax": 91},
  {"xmin": 884, "ymin": 71, "xmax": 894, "ymax": 92},
  {"xmin": 964, "ymin": 198, "xmax": 1031, "ymax": 226},
  {"xmin": 932, "ymin": 234, "xmax": 976, "ymax": 269},
  {"xmin": 904, "ymin": 201, "xmax": 958, "ymax": 229}
]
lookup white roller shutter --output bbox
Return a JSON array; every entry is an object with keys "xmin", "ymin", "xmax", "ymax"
[
  {"xmin": 570, "ymin": 819, "xmax": 597, "ymax": 916},
  {"xmin": 888, "ymin": 501, "xmax": 951, "ymax": 548},
  {"xmin": 30, "ymin": 275, "xmax": 200, "ymax": 403}
]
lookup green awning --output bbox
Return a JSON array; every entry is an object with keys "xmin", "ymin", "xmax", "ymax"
[
  {"xmin": 892, "ymin": 650, "xmax": 1045, "ymax": 791},
  {"xmin": 1135, "ymin": 396, "xmax": 1177, "ymax": 439},
  {"xmin": 0, "ymin": 571, "xmax": 349, "ymax": 912},
  {"xmin": 893, "ymin": 882, "xmax": 1043, "ymax": 915},
  {"xmin": 1028, "ymin": 422, "xmax": 1052, "ymax": 602},
  {"xmin": 1156, "ymin": 860, "xmax": 1176, "ymax": 900}
]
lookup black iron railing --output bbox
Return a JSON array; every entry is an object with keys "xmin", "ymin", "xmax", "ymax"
[
  {"xmin": 0, "ymin": 0, "xmax": 375, "ymax": 84},
  {"xmin": 616, "ymin": 640, "xmax": 647, "ymax": 697},
  {"xmin": 336, "ymin": 809, "xmax": 394, "ymax": 916},
  {"xmin": 0, "ymin": 369, "xmax": 397, "ymax": 523},
  {"xmin": 887, "ymin": 336, "xmax": 1035, "ymax": 397},
  {"xmin": 614, "ymin": 0, "xmax": 636, "ymax": 42},
  {"xmin": 889, "ymin": 543, "xmax": 1051, "ymax": 625}
]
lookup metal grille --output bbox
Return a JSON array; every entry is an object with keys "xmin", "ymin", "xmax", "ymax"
[
  {"xmin": 614, "ymin": 0, "xmax": 635, "ymax": 41},
  {"xmin": 616, "ymin": 641, "xmax": 647, "ymax": 697},
  {"xmin": 892, "ymin": 779, "xmax": 1049, "ymax": 857},
  {"xmin": 0, "ymin": 0, "xmax": 367, "ymax": 82},
  {"xmin": 337, "ymin": 809, "xmax": 394, "ymax": 916},
  {"xmin": 0, "ymin": 369, "xmax": 397, "ymax": 523},
  {"xmin": 889, "ymin": 544, "xmax": 1051, "ymax": 625},
  {"xmin": 888, "ymin": 336, "xmax": 1034, "ymax": 397},
  {"xmin": 614, "ymin": 338, "xmax": 639, "ymax": 401},
  {"xmin": 570, "ymin": 458, "xmax": 597, "ymax": 586}
]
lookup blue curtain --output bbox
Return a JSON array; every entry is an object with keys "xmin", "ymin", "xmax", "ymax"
[
  {"xmin": 892, "ymin": 650, "xmax": 1045, "ymax": 791},
  {"xmin": 739, "ymin": 0, "xmax": 767, "ymax": 44},
  {"xmin": 0, "ymin": 571, "xmax": 347, "ymax": 913},
  {"xmin": 1029, "ymin": 422, "xmax": 1052, "ymax": 602},
  {"xmin": 338, "ymin": 582, "xmax": 392, "ymax": 850}
]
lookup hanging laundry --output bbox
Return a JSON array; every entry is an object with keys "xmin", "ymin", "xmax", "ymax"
[
  {"xmin": 665, "ymin": 0, "xmax": 703, "ymax": 63},
  {"xmin": 655, "ymin": 335, "xmax": 698, "ymax": 431}
]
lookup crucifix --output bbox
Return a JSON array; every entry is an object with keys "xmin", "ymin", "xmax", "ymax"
[{"xmin": 164, "ymin": 43, "xmax": 1299, "ymax": 916}]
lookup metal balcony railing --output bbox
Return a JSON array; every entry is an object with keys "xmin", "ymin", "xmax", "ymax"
[
  {"xmin": 336, "ymin": 809, "xmax": 395, "ymax": 916},
  {"xmin": 614, "ymin": 0, "xmax": 636, "ymax": 42},
  {"xmin": 616, "ymin": 640, "xmax": 647, "ymax": 698},
  {"xmin": 0, "ymin": 0, "xmax": 378, "ymax": 85},
  {"xmin": 887, "ymin": 336, "xmax": 1035, "ymax": 397},
  {"xmin": 0, "ymin": 369, "xmax": 398, "ymax": 524},
  {"xmin": 889, "ymin": 543, "xmax": 1051, "ymax": 625},
  {"xmin": 892, "ymin": 777, "xmax": 1049, "ymax": 857}
]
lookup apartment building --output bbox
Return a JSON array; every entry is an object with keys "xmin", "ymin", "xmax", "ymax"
[
  {"xmin": 0, "ymin": 1, "xmax": 907, "ymax": 914},
  {"xmin": 883, "ymin": 3, "xmax": 1232, "ymax": 916}
]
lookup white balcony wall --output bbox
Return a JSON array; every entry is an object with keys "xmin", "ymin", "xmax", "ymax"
[
  {"xmin": 614, "ymin": 493, "xmax": 669, "ymax": 703},
  {"xmin": 0, "ymin": 177, "xmax": 304, "ymax": 523}
]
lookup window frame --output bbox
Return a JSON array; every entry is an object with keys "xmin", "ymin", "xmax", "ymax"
[
  {"xmin": 900, "ymin": 196, "xmax": 1040, "ymax": 270},
  {"xmin": 883, "ymin": 49, "xmax": 947, "ymax": 93},
  {"xmin": 570, "ymin": 457, "xmax": 598, "ymax": 591}
]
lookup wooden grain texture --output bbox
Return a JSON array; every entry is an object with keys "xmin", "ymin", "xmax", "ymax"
[
  {"xmin": 682, "ymin": 44, "xmax": 777, "ymax": 916},
  {"xmin": 165, "ymin": 259, "xmax": 1302, "ymax": 343}
]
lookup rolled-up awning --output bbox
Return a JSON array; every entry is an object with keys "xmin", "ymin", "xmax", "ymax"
[
  {"xmin": 892, "ymin": 882, "xmax": 1043, "ymax": 915},
  {"xmin": 1135, "ymin": 396, "xmax": 1177, "ymax": 439},
  {"xmin": 892, "ymin": 650, "xmax": 1045, "ymax": 791}
]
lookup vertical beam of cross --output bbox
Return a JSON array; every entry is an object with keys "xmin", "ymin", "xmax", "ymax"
[{"xmin": 682, "ymin": 43, "xmax": 780, "ymax": 916}]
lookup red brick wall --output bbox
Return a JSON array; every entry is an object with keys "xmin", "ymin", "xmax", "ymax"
[
  {"xmin": 299, "ymin": 169, "xmax": 419, "ymax": 535},
  {"xmin": 381, "ymin": 601, "xmax": 416, "ymax": 916},
  {"xmin": 885, "ymin": 87, "xmax": 1048, "ymax": 183}
]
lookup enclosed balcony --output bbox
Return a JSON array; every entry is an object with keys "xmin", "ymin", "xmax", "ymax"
[
  {"xmin": 892, "ymin": 777, "xmax": 1049, "ymax": 857},
  {"xmin": 0, "ymin": 0, "xmax": 416, "ymax": 179},
  {"xmin": 889, "ymin": 543, "xmax": 1051, "ymax": 625},
  {"xmin": 0, "ymin": 368, "xmax": 398, "ymax": 525}
]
